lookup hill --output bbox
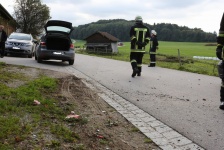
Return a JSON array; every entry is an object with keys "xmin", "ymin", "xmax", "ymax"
[{"xmin": 71, "ymin": 19, "xmax": 217, "ymax": 42}]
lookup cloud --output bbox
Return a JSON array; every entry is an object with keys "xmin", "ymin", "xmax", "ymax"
[{"xmin": 0, "ymin": 0, "xmax": 223, "ymax": 33}]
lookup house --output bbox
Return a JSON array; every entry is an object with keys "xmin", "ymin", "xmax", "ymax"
[
  {"xmin": 0, "ymin": 4, "xmax": 16, "ymax": 35},
  {"xmin": 84, "ymin": 31, "xmax": 119, "ymax": 53}
]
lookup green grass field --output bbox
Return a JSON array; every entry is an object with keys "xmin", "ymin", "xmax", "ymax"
[
  {"xmin": 156, "ymin": 41, "xmax": 216, "ymax": 57},
  {"xmin": 74, "ymin": 40, "xmax": 220, "ymax": 77}
]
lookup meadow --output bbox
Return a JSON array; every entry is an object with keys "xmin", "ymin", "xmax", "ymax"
[{"xmin": 74, "ymin": 40, "xmax": 220, "ymax": 77}]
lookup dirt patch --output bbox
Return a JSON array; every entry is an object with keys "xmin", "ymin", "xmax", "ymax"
[{"xmin": 4, "ymin": 65, "xmax": 160, "ymax": 150}]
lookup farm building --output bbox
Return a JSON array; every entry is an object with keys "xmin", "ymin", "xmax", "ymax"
[
  {"xmin": 84, "ymin": 31, "xmax": 119, "ymax": 53},
  {"xmin": 0, "ymin": 4, "xmax": 16, "ymax": 35}
]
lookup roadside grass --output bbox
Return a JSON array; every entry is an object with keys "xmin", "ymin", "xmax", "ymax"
[
  {"xmin": 73, "ymin": 39, "xmax": 86, "ymax": 49},
  {"xmin": 0, "ymin": 63, "xmax": 85, "ymax": 149},
  {"xmin": 75, "ymin": 41, "xmax": 219, "ymax": 77},
  {"xmin": 130, "ymin": 127, "xmax": 140, "ymax": 132},
  {"xmin": 144, "ymin": 138, "xmax": 153, "ymax": 143}
]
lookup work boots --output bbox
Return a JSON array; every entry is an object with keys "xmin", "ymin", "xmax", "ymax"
[
  {"xmin": 148, "ymin": 63, "xmax": 155, "ymax": 67},
  {"xmin": 220, "ymin": 86, "xmax": 224, "ymax": 110},
  {"xmin": 131, "ymin": 62, "xmax": 139, "ymax": 77},
  {"xmin": 132, "ymin": 67, "xmax": 139, "ymax": 77},
  {"xmin": 137, "ymin": 67, "xmax": 141, "ymax": 76}
]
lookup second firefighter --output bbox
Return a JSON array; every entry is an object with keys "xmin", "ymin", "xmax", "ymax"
[{"xmin": 148, "ymin": 30, "xmax": 159, "ymax": 67}]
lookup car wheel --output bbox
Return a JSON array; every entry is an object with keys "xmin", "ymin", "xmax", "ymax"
[
  {"xmin": 34, "ymin": 53, "xmax": 37, "ymax": 60},
  {"xmin": 37, "ymin": 57, "xmax": 42, "ymax": 63},
  {"xmin": 28, "ymin": 54, "xmax": 32, "ymax": 58},
  {"xmin": 68, "ymin": 60, "xmax": 74, "ymax": 65}
]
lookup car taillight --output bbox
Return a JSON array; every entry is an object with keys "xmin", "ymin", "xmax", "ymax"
[
  {"xmin": 70, "ymin": 44, "xmax": 74, "ymax": 48},
  {"xmin": 41, "ymin": 42, "xmax": 46, "ymax": 46}
]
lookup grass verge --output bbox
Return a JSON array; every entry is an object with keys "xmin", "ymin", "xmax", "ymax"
[{"xmin": 0, "ymin": 63, "xmax": 85, "ymax": 149}]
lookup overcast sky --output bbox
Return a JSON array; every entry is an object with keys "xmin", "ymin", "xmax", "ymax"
[{"xmin": 0, "ymin": 0, "xmax": 223, "ymax": 33}]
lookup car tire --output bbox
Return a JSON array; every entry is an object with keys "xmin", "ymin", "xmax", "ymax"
[
  {"xmin": 34, "ymin": 53, "xmax": 37, "ymax": 60},
  {"xmin": 69, "ymin": 60, "xmax": 74, "ymax": 65},
  {"xmin": 28, "ymin": 54, "xmax": 32, "ymax": 58},
  {"xmin": 37, "ymin": 57, "xmax": 42, "ymax": 63}
]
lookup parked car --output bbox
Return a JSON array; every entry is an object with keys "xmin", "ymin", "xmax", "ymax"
[
  {"xmin": 5, "ymin": 32, "xmax": 37, "ymax": 58},
  {"xmin": 35, "ymin": 20, "xmax": 75, "ymax": 65}
]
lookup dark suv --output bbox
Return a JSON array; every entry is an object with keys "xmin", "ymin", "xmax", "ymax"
[
  {"xmin": 5, "ymin": 32, "xmax": 37, "ymax": 58},
  {"xmin": 35, "ymin": 20, "xmax": 75, "ymax": 65}
]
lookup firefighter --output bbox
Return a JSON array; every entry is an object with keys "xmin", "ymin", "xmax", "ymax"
[
  {"xmin": 130, "ymin": 16, "xmax": 150, "ymax": 77},
  {"xmin": 216, "ymin": 12, "xmax": 224, "ymax": 110},
  {"xmin": 148, "ymin": 30, "xmax": 159, "ymax": 67}
]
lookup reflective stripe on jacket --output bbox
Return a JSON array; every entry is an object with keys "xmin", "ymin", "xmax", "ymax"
[{"xmin": 130, "ymin": 22, "xmax": 150, "ymax": 51}]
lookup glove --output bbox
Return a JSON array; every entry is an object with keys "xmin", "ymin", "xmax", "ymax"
[
  {"xmin": 218, "ymin": 60, "xmax": 224, "ymax": 79},
  {"xmin": 136, "ymin": 41, "xmax": 146, "ymax": 47},
  {"xmin": 156, "ymin": 46, "xmax": 159, "ymax": 50},
  {"xmin": 135, "ymin": 41, "xmax": 141, "ymax": 46},
  {"xmin": 142, "ymin": 42, "xmax": 147, "ymax": 47},
  {"xmin": 216, "ymin": 46, "xmax": 223, "ymax": 60}
]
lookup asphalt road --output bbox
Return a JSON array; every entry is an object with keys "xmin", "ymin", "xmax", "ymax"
[{"xmin": 1, "ymin": 54, "xmax": 223, "ymax": 150}]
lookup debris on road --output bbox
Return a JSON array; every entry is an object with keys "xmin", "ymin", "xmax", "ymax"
[{"xmin": 65, "ymin": 111, "xmax": 80, "ymax": 119}]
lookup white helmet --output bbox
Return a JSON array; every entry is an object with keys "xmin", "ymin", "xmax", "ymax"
[
  {"xmin": 135, "ymin": 16, "xmax": 143, "ymax": 22},
  {"xmin": 151, "ymin": 30, "xmax": 157, "ymax": 35}
]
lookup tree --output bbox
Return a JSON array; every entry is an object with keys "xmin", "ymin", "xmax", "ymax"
[
  {"xmin": 160, "ymin": 28, "xmax": 172, "ymax": 41},
  {"xmin": 13, "ymin": 0, "xmax": 51, "ymax": 38}
]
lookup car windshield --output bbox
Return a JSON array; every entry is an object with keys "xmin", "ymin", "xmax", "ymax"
[
  {"xmin": 47, "ymin": 26, "xmax": 71, "ymax": 33},
  {"xmin": 9, "ymin": 33, "xmax": 31, "ymax": 41}
]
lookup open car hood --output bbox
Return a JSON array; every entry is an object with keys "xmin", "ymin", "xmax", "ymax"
[{"xmin": 44, "ymin": 20, "xmax": 73, "ymax": 34}]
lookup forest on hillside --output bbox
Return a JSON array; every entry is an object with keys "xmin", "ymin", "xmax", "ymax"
[{"xmin": 71, "ymin": 19, "xmax": 217, "ymax": 42}]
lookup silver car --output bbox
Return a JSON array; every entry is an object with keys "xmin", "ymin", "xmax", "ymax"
[
  {"xmin": 5, "ymin": 32, "xmax": 37, "ymax": 58},
  {"xmin": 35, "ymin": 20, "xmax": 75, "ymax": 65}
]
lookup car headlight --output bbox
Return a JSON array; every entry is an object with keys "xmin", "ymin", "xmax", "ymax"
[
  {"xmin": 5, "ymin": 41, "xmax": 11, "ymax": 45},
  {"xmin": 24, "ymin": 43, "xmax": 32, "ymax": 47}
]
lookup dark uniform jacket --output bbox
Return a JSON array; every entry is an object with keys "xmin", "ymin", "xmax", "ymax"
[
  {"xmin": 0, "ymin": 30, "xmax": 7, "ymax": 49},
  {"xmin": 150, "ymin": 36, "xmax": 158, "ymax": 52},
  {"xmin": 130, "ymin": 22, "xmax": 150, "ymax": 52}
]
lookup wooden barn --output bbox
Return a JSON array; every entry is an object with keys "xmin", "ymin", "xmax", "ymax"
[
  {"xmin": 84, "ymin": 31, "xmax": 119, "ymax": 53},
  {"xmin": 0, "ymin": 4, "xmax": 16, "ymax": 35}
]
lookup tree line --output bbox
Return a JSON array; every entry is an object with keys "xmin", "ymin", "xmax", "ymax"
[{"xmin": 71, "ymin": 19, "xmax": 217, "ymax": 42}]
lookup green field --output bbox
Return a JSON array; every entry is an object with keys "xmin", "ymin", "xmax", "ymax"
[
  {"xmin": 75, "ymin": 40, "xmax": 220, "ymax": 77},
  {"xmin": 156, "ymin": 41, "xmax": 216, "ymax": 57},
  {"xmin": 110, "ymin": 41, "xmax": 216, "ymax": 57}
]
